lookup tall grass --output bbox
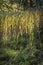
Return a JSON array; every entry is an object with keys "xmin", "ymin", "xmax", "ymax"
[{"xmin": 0, "ymin": 10, "xmax": 41, "ymax": 47}]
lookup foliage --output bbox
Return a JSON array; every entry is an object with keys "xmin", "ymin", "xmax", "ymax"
[{"xmin": 0, "ymin": 0, "xmax": 43, "ymax": 65}]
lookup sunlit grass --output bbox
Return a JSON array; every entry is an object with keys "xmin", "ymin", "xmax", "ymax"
[{"xmin": 0, "ymin": 10, "xmax": 41, "ymax": 45}]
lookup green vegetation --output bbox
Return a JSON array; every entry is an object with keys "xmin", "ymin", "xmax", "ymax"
[{"xmin": 0, "ymin": 0, "xmax": 43, "ymax": 65}]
